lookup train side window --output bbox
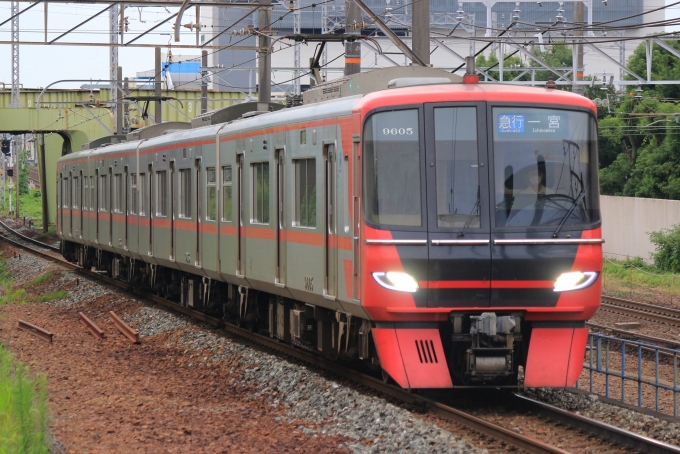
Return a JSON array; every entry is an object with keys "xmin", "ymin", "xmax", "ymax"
[
  {"xmin": 113, "ymin": 174, "xmax": 123, "ymax": 213},
  {"xmin": 156, "ymin": 171, "xmax": 167, "ymax": 217},
  {"xmin": 206, "ymin": 167, "xmax": 217, "ymax": 221},
  {"xmin": 179, "ymin": 169, "xmax": 191, "ymax": 218},
  {"xmin": 62, "ymin": 177, "xmax": 70, "ymax": 208},
  {"xmin": 294, "ymin": 158, "xmax": 316, "ymax": 228},
  {"xmin": 251, "ymin": 162, "xmax": 269, "ymax": 224},
  {"xmin": 90, "ymin": 176, "xmax": 95, "ymax": 210},
  {"xmin": 99, "ymin": 174, "xmax": 107, "ymax": 211},
  {"xmin": 72, "ymin": 176, "xmax": 79, "ymax": 209},
  {"xmin": 139, "ymin": 173, "xmax": 146, "ymax": 215},
  {"xmin": 222, "ymin": 166, "xmax": 232, "ymax": 222},
  {"xmin": 130, "ymin": 173, "xmax": 138, "ymax": 215}
]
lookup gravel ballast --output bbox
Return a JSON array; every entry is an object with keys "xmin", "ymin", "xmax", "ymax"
[{"xmin": 130, "ymin": 306, "xmax": 483, "ymax": 454}]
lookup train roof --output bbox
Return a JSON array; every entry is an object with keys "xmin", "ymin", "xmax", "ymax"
[{"xmin": 356, "ymin": 81, "xmax": 597, "ymax": 113}]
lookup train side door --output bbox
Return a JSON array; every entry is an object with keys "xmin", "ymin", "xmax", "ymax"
[
  {"xmin": 275, "ymin": 149, "xmax": 286, "ymax": 285},
  {"xmin": 66, "ymin": 172, "xmax": 72, "ymax": 237},
  {"xmin": 236, "ymin": 153, "xmax": 246, "ymax": 276},
  {"xmin": 80, "ymin": 171, "xmax": 84, "ymax": 239},
  {"xmin": 424, "ymin": 104, "xmax": 491, "ymax": 307},
  {"xmin": 324, "ymin": 144, "xmax": 337, "ymax": 298}
]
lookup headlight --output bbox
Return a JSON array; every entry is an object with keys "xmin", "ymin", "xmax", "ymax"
[
  {"xmin": 554, "ymin": 271, "xmax": 599, "ymax": 292},
  {"xmin": 372, "ymin": 272, "xmax": 419, "ymax": 293}
]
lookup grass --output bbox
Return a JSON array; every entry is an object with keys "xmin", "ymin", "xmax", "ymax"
[
  {"xmin": 0, "ymin": 346, "xmax": 49, "ymax": 453},
  {"xmin": 26, "ymin": 273, "xmax": 53, "ymax": 287},
  {"xmin": 34, "ymin": 226, "xmax": 56, "ymax": 243},
  {"xmin": 34, "ymin": 291, "xmax": 67, "ymax": 303},
  {"xmin": 0, "ymin": 285, "xmax": 27, "ymax": 305},
  {"xmin": 602, "ymin": 257, "xmax": 680, "ymax": 302}
]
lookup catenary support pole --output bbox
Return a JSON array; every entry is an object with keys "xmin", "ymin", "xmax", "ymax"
[
  {"xmin": 116, "ymin": 66, "xmax": 123, "ymax": 134},
  {"xmin": 412, "ymin": 0, "xmax": 430, "ymax": 66},
  {"xmin": 155, "ymin": 46, "xmax": 162, "ymax": 123},
  {"xmin": 39, "ymin": 133, "xmax": 48, "ymax": 232},
  {"xmin": 344, "ymin": 0, "xmax": 361, "ymax": 76},
  {"xmin": 573, "ymin": 1, "xmax": 584, "ymax": 94},
  {"xmin": 257, "ymin": 0, "xmax": 272, "ymax": 107},
  {"xmin": 201, "ymin": 50, "xmax": 208, "ymax": 114}
]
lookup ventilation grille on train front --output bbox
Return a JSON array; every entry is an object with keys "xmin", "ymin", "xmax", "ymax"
[
  {"xmin": 322, "ymin": 86, "xmax": 340, "ymax": 95},
  {"xmin": 415, "ymin": 340, "xmax": 438, "ymax": 364}
]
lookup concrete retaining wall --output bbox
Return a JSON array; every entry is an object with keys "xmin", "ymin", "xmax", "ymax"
[{"xmin": 601, "ymin": 195, "xmax": 680, "ymax": 262}]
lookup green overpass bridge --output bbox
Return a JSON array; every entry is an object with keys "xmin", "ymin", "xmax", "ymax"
[{"xmin": 0, "ymin": 87, "xmax": 248, "ymax": 225}]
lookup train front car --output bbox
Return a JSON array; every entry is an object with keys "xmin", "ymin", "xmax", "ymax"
[{"xmin": 360, "ymin": 84, "xmax": 602, "ymax": 389}]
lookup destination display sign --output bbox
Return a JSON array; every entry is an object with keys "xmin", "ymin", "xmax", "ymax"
[{"xmin": 494, "ymin": 110, "xmax": 570, "ymax": 139}]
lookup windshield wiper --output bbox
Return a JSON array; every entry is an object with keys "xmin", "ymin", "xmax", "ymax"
[{"xmin": 552, "ymin": 189, "xmax": 586, "ymax": 238}]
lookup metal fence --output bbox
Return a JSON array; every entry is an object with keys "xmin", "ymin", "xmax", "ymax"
[{"xmin": 577, "ymin": 332, "xmax": 680, "ymax": 417}]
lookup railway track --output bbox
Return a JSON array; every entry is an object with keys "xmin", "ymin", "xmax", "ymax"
[
  {"xmin": 600, "ymin": 296, "xmax": 680, "ymax": 327},
  {"xmin": 1, "ymin": 228, "xmax": 678, "ymax": 453}
]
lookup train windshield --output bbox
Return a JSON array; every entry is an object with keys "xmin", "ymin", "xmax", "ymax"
[
  {"xmin": 492, "ymin": 108, "xmax": 599, "ymax": 229},
  {"xmin": 363, "ymin": 109, "xmax": 422, "ymax": 227}
]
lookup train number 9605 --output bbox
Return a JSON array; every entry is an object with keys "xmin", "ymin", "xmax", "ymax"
[{"xmin": 382, "ymin": 128, "xmax": 414, "ymax": 136}]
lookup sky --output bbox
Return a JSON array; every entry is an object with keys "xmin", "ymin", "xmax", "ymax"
[
  {"xmin": 0, "ymin": 4, "xmax": 203, "ymax": 89},
  {"xmin": 0, "ymin": 1, "xmax": 679, "ymax": 90}
]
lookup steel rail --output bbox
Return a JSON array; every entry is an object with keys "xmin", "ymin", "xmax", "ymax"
[
  {"xmin": 79, "ymin": 312, "xmax": 105, "ymax": 340},
  {"xmin": 0, "ymin": 220, "xmax": 60, "ymax": 252},
  {"xmin": 0, "ymin": 229, "xmax": 674, "ymax": 453},
  {"xmin": 587, "ymin": 321, "xmax": 680, "ymax": 349},
  {"xmin": 18, "ymin": 320, "xmax": 53, "ymax": 343},
  {"xmin": 109, "ymin": 311, "xmax": 139, "ymax": 344},
  {"xmin": 601, "ymin": 295, "xmax": 680, "ymax": 326},
  {"xmin": 513, "ymin": 394, "xmax": 680, "ymax": 454}
]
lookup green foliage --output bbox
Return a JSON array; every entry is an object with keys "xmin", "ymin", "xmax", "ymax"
[
  {"xmin": 0, "ymin": 285, "xmax": 27, "ymax": 305},
  {"xmin": 597, "ymin": 38, "xmax": 680, "ymax": 199},
  {"xmin": 27, "ymin": 273, "xmax": 53, "ymax": 287},
  {"xmin": 0, "ymin": 254, "xmax": 12, "ymax": 285},
  {"xmin": 650, "ymin": 225, "xmax": 680, "ymax": 272},
  {"xmin": 18, "ymin": 148, "xmax": 29, "ymax": 196},
  {"xmin": 0, "ymin": 346, "xmax": 49, "ymax": 454},
  {"xmin": 34, "ymin": 290, "xmax": 67, "ymax": 303}
]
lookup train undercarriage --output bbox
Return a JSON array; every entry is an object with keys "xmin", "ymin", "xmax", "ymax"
[{"xmin": 63, "ymin": 241, "xmax": 531, "ymax": 388}]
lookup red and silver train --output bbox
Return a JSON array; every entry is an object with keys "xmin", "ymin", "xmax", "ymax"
[{"xmin": 58, "ymin": 67, "xmax": 602, "ymax": 389}]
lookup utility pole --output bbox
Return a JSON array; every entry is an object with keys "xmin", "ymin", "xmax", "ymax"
[
  {"xmin": 9, "ymin": 1, "xmax": 22, "ymax": 108},
  {"xmin": 155, "ymin": 47, "xmax": 163, "ymax": 123},
  {"xmin": 110, "ymin": 4, "xmax": 119, "ymax": 129},
  {"xmin": 257, "ymin": 0, "xmax": 272, "ymax": 107},
  {"xmin": 573, "ymin": 1, "xmax": 584, "ymax": 95},
  {"xmin": 344, "ymin": 0, "xmax": 361, "ymax": 76},
  {"xmin": 412, "ymin": 0, "xmax": 430, "ymax": 66}
]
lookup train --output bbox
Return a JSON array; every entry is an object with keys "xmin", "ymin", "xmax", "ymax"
[{"xmin": 57, "ymin": 66, "xmax": 603, "ymax": 389}]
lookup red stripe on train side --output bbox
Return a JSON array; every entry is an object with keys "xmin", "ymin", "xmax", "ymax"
[
  {"xmin": 152, "ymin": 218, "xmax": 170, "ymax": 228},
  {"xmin": 174, "ymin": 219, "xmax": 194, "ymax": 231},
  {"xmin": 246, "ymin": 227, "xmax": 276, "ymax": 240},
  {"xmin": 98, "ymin": 213, "xmax": 110, "ymax": 221},
  {"xmin": 139, "ymin": 218, "xmax": 150, "ymax": 227},
  {"xmin": 221, "ymin": 224, "xmax": 237, "ymax": 236},
  {"xmin": 200, "ymin": 223, "xmax": 217, "ymax": 234},
  {"xmin": 127, "ymin": 217, "xmax": 138, "ymax": 225},
  {"xmin": 286, "ymin": 230, "xmax": 323, "ymax": 246},
  {"xmin": 112, "ymin": 214, "xmax": 126, "ymax": 223}
]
